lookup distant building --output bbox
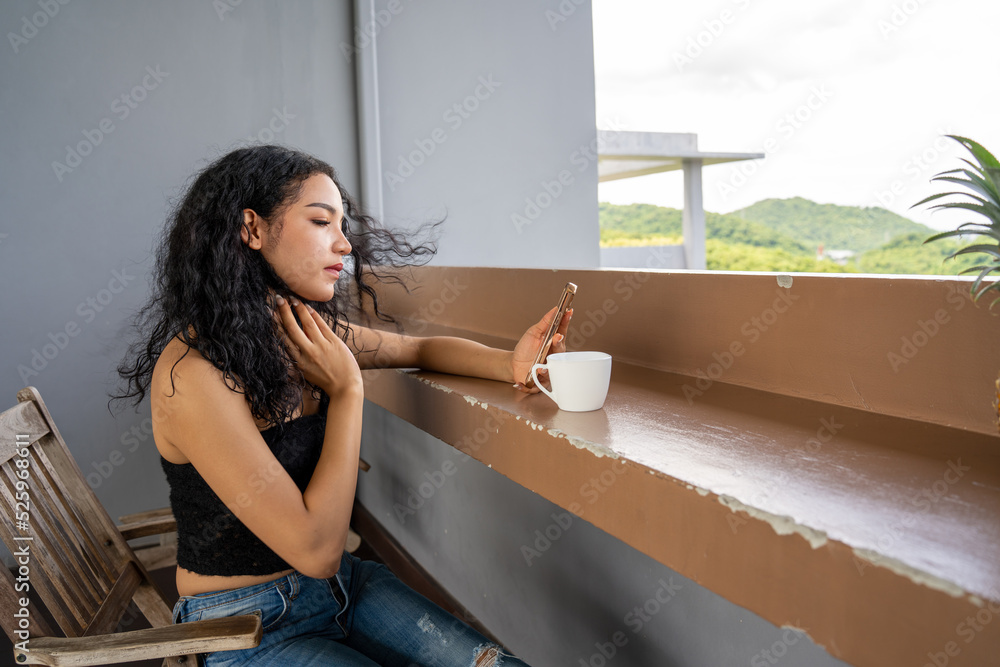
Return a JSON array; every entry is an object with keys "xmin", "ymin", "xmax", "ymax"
[{"xmin": 819, "ymin": 247, "xmax": 856, "ymax": 265}]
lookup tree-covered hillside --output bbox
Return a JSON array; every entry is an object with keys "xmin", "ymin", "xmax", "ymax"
[
  {"xmin": 599, "ymin": 203, "xmax": 812, "ymax": 253},
  {"xmin": 733, "ymin": 197, "xmax": 935, "ymax": 253},
  {"xmin": 855, "ymin": 232, "xmax": 985, "ymax": 275},
  {"xmin": 599, "ymin": 198, "xmax": 989, "ymax": 275}
]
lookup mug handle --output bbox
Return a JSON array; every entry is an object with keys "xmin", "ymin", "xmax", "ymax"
[{"xmin": 531, "ymin": 363, "xmax": 556, "ymax": 403}]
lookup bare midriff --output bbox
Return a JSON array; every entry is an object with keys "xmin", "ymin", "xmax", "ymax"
[{"xmin": 176, "ymin": 566, "xmax": 295, "ymax": 597}]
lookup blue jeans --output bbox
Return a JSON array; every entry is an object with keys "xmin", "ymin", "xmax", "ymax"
[{"xmin": 171, "ymin": 551, "xmax": 531, "ymax": 666}]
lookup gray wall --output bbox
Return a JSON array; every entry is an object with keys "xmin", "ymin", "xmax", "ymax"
[
  {"xmin": 357, "ymin": 1, "xmax": 847, "ymax": 665},
  {"xmin": 368, "ymin": 1, "xmax": 601, "ymax": 268},
  {"xmin": 0, "ymin": 0, "xmax": 359, "ymax": 522}
]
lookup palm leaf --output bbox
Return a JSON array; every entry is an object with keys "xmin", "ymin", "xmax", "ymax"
[
  {"xmin": 946, "ymin": 244, "xmax": 1000, "ymax": 261},
  {"xmin": 958, "ymin": 158, "xmax": 990, "ymax": 174},
  {"xmin": 923, "ymin": 228, "xmax": 988, "ymax": 244},
  {"xmin": 912, "ymin": 191, "xmax": 957, "ymax": 208},
  {"xmin": 987, "ymin": 166, "xmax": 1000, "ymax": 193},
  {"xmin": 925, "ymin": 223, "xmax": 1000, "ymax": 245},
  {"xmin": 958, "ymin": 264, "xmax": 993, "ymax": 275},
  {"xmin": 929, "ymin": 200, "xmax": 1000, "ymax": 223},
  {"xmin": 953, "ymin": 158, "xmax": 1000, "ymax": 201},
  {"xmin": 934, "ymin": 175, "xmax": 1000, "ymax": 206},
  {"xmin": 923, "ymin": 136, "xmax": 1000, "ymax": 308},
  {"xmin": 975, "ymin": 280, "xmax": 1000, "ymax": 302},
  {"xmin": 927, "ymin": 189, "xmax": 990, "ymax": 208},
  {"xmin": 948, "ymin": 135, "xmax": 1000, "ymax": 169},
  {"xmin": 970, "ymin": 264, "xmax": 1000, "ymax": 297},
  {"xmin": 924, "ymin": 229, "xmax": 968, "ymax": 244}
]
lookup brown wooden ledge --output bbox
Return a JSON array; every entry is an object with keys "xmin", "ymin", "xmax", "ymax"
[{"xmin": 360, "ymin": 266, "xmax": 1000, "ymax": 667}]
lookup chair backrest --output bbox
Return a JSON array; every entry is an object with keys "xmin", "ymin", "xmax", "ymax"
[{"xmin": 0, "ymin": 387, "xmax": 173, "ymax": 640}]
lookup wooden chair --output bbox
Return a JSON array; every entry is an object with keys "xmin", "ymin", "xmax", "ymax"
[{"xmin": 0, "ymin": 387, "xmax": 261, "ymax": 666}]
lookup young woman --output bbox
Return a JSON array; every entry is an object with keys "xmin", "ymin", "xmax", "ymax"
[{"xmin": 116, "ymin": 145, "xmax": 570, "ymax": 666}]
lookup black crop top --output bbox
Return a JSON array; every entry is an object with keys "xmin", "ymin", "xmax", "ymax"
[{"xmin": 161, "ymin": 399, "xmax": 327, "ymax": 576}]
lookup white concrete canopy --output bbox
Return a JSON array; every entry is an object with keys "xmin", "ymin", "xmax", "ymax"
[{"xmin": 598, "ymin": 131, "xmax": 763, "ymax": 270}]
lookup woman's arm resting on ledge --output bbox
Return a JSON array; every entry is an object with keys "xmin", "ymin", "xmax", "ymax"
[{"xmin": 347, "ymin": 306, "xmax": 572, "ymax": 391}]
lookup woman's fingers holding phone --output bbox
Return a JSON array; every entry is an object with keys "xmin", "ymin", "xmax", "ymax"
[
  {"xmin": 550, "ymin": 309, "xmax": 572, "ymax": 354},
  {"xmin": 511, "ymin": 306, "xmax": 559, "ymax": 387}
]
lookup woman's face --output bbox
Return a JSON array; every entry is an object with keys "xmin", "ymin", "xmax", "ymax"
[{"xmin": 244, "ymin": 173, "xmax": 352, "ymax": 302}]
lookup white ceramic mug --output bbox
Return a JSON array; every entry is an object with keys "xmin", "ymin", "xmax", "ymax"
[{"xmin": 531, "ymin": 351, "xmax": 612, "ymax": 412}]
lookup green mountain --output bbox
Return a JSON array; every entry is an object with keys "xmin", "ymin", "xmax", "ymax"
[
  {"xmin": 733, "ymin": 197, "xmax": 935, "ymax": 254},
  {"xmin": 599, "ymin": 198, "xmax": 990, "ymax": 276},
  {"xmin": 599, "ymin": 202, "xmax": 812, "ymax": 254},
  {"xmin": 856, "ymin": 232, "xmax": 986, "ymax": 275}
]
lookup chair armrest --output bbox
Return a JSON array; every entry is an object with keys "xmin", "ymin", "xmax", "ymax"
[
  {"xmin": 117, "ymin": 507, "xmax": 177, "ymax": 541},
  {"xmin": 13, "ymin": 614, "xmax": 262, "ymax": 666}
]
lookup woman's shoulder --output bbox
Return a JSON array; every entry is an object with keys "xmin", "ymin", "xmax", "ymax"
[
  {"xmin": 152, "ymin": 336, "xmax": 221, "ymax": 395},
  {"xmin": 151, "ymin": 336, "xmax": 251, "ymax": 461}
]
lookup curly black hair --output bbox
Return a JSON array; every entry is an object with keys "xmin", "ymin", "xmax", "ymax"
[{"xmin": 115, "ymin": 145, "xmax": 435, "ymax": 427}]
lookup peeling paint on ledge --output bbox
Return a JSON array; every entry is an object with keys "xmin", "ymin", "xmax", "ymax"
[
  {"xmin": 718, "ymin": 494, "xmax": 829, "ymax": 549},
  {"xmin": 519, "ymin": 417, "xmax": 546, "ymax": 431},
  {"xmin": 411, "ymin": 375, "xmax": 454, "ymax": 394},
  {"xmin": 682, "ymin": 481, "xmax": 710, "ymax": 495},
  {"xmin": 459, "ymin": 394, "xmax": 491, "ymax": 410},
  {"xmin": 721, "ymin": 496, "xmax": 973, "ymax": 600},
  {"xmin": 546, "ymin": 427, "xmax": 619, "ymax": 459},
  {"xmin": 781, "ymin": 623, "xmax": 809, "ymax": 634},
  {"xmin": 850, "ymin": 547, "xmax": 967, "ymax": 599}
]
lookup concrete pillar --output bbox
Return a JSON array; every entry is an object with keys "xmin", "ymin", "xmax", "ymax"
[
  {"xmin": 354, "ymin": 0, "xmax": 384, "ymax": 221},
  {"xmin": 682, "ymin": 158, "xmax": 706, "ymax": 270}
]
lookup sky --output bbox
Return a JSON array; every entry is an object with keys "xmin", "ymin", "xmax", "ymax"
[{"xmin": 592, "ymin": 0, "xmax": 1000, "ymax": 232}]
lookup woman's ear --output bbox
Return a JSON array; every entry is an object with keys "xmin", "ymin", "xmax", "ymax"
[{"xmin": 241, "ymin": 209, "xmax": 264, "ymax": 250}]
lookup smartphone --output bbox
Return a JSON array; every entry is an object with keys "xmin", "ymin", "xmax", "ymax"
[{"xmin": 523, "ymin": 282, "xmax": 577, "ymax": 387}]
